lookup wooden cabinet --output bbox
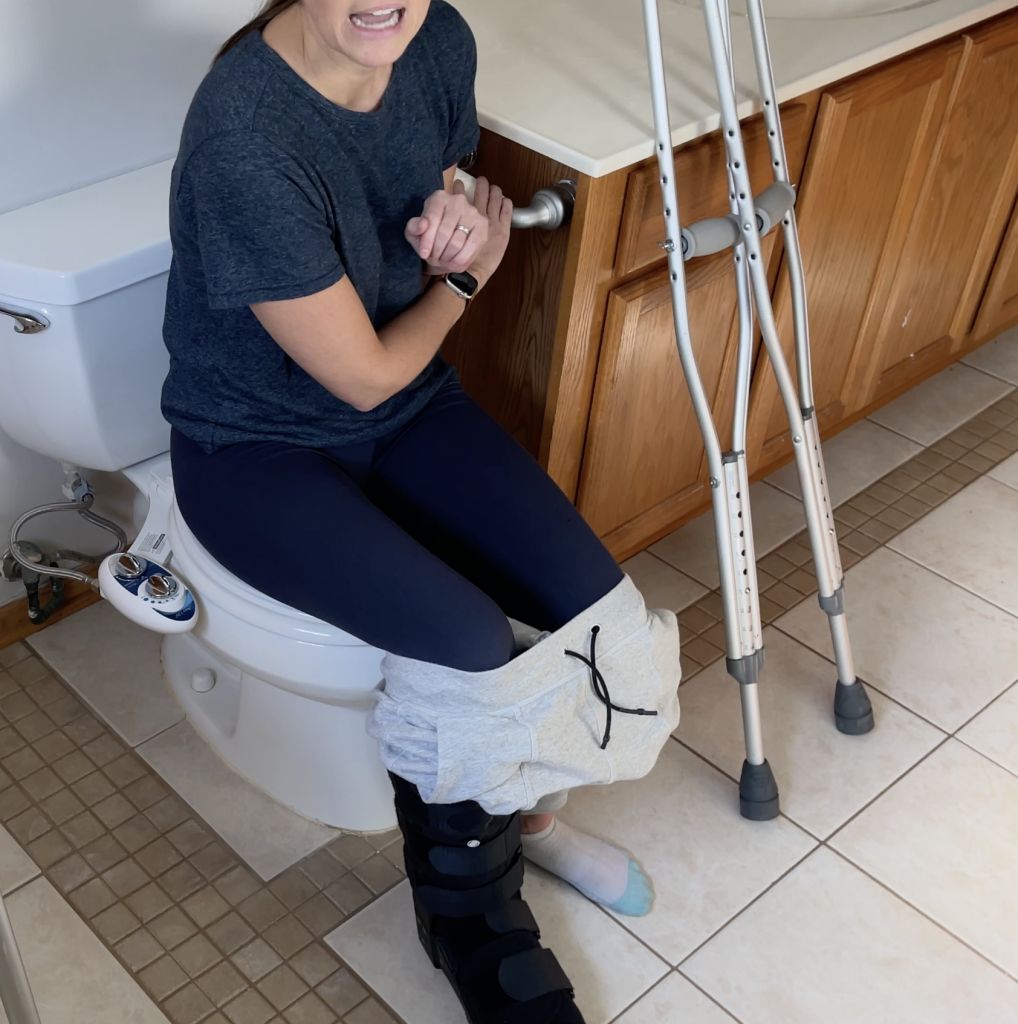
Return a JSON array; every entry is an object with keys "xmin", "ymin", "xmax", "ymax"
[
  {"xmin": 448, "ymin": 9, "xmax": 1018, "ymax": 561},
  {"xmin": 856, "ymin": 15, "xmax": 1018, "ymax": 403},
  {"xmin": 747, "ymin": 38, "xmax": 964, "ymax": 469},
  {"xmin": 972, "ymin": 195, "xmax": 1018, "ymax": 342}
]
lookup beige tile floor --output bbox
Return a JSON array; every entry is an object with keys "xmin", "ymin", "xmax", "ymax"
[{"xmin": 0, "ymin": 330, "xmax": 1017, "ymax": 1023}]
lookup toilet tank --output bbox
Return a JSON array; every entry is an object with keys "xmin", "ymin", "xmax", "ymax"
[{"xmin": 0, "ymin": 161, "xmax": 174, "ymax": 472}]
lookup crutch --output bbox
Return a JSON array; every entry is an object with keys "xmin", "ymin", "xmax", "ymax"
[{"xmin": 640, "ymin": 0, "xmax": 875, "ymax": 820}]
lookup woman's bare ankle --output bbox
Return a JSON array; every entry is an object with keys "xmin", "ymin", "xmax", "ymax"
[{"xmin": 521, "ymin": 812, "xmax": 555, "ymax": 835}]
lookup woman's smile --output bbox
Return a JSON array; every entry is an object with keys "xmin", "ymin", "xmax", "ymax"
[{"xmin": 348, "ymin": 4, "xmax": 407, "ymax": 36}]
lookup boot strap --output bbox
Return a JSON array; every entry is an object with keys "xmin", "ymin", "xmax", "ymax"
[
  {"xmin": 498, "ymin": 947, "xmax": 574, "ymax": 1003},
  {"xmin": 427, "ymin": 814, "xmax": 521, "ymax": 877},
  {"xmin": 416, "ymin": 855, "xmax": 524, "ymax": 917},
  {"xmin": 485, "ymin": 898, "xmax": 540, "ymax": 938}
]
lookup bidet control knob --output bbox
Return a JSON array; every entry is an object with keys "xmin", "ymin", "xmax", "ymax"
[
  {"xmin": 99, "ymin": 553, "xmax": 197, "ymax": 634},
  {"xmin": 115, "ymin": 553, "xmax": 144, "ymax": 578},
  {"xmin": 146, "ymin": 575, "xmax": 178, "ymax": 600}
]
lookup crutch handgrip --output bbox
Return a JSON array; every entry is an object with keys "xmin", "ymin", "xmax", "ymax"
[
  {"xmin": 753, "ymin": 181, "xmax": 796, "ymax": 235},
  {"xmin": 679, "ymin": 181, "xmax": 797, "ymax": 260},
  {"xmin": 680, "ymin": 216, "xmax": 741, "ymax": 259}
]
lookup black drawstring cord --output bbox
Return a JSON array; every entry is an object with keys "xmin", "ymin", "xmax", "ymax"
[{"xmin": 564, "ymin": 625, "xmax": 658, "ymax": 750}]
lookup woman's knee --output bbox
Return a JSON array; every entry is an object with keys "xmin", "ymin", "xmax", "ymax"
[{"xmin": 399, "ymin": 594, "xmax": 515, "ymax": 673}]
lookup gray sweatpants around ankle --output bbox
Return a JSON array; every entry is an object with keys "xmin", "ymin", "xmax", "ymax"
[{"xmin": 367, "ymin": 575, "xmax": 682, "ymax": 815}]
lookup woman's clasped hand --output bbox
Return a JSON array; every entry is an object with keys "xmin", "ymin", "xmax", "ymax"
[{"xmin": 404, "ymin": 175, "xmax": 513, "ymax": 288}]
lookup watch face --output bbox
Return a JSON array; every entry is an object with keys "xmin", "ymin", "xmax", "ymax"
[{"xmin": 446, "ymin": 270, "xmax": 478, "ymax": 296}]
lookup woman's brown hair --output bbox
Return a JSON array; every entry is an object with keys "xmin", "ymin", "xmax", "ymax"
[{"xmin": 215, "ymin": 0, "xmax": 300, "ymax": 61}]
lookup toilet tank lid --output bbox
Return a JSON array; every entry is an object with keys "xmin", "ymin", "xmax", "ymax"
[{"xmin": 0, "ymin": 160, "xmax": 173, "ymax": 306}]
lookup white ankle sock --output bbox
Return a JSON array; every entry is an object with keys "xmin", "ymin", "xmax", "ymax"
[{"xmin": 520, "ymin": 818, "xmax": 653, "ymax": 916}]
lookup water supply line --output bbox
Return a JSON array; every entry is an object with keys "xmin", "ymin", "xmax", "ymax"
[{"xmin": 4, "ymin": 465, "xmax": 127, "ymax": 620}]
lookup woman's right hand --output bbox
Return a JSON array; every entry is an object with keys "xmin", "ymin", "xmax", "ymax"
[{"xmin": 466, "ymin": 177, "xmax": 513, "ymax": 291}]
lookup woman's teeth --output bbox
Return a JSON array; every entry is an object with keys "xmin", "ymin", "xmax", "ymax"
[{"xmin": 350, "ymin": 8, "xmax": 403, "ymax": 30}]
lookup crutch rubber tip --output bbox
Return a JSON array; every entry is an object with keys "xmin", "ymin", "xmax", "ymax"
[
  {"xmin": 834, "ymin": 680, "xmax": 875, "ymax": 736},
  {"xmin": 739, "ymin": 759, "xmax": 780, "ymax": 821}
]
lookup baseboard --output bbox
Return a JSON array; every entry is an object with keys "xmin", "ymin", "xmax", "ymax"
[{"xmin": 0, "ymin": 568, "xmax": 101, "ymax": 651}]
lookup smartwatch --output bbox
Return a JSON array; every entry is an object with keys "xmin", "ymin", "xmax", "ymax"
[{"xmin": 441, "ymin": 270, "xmax": 479, "ymax": 303}]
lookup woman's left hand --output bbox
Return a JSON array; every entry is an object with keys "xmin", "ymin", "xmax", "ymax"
[{"xmin": 405, "ymin": 179, "xmax": 490, "ymax": 275}]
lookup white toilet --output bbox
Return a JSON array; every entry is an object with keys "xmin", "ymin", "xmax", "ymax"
[{"xmin": 0, "ymin": 161, "xmax": 397, "ymax": 832}]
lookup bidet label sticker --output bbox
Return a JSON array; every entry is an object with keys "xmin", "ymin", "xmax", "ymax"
[{"xmin": 138, "ymin": 531, "xmax": 169, "ymax": 559}]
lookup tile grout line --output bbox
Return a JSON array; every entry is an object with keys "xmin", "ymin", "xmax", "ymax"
[
  {"xmin": 950, "ymin": 733, "xmax": 1018, "ymax": 783},
  {"xmin": 822, "ymin": 844, "xmax": 1018, "ymax": 988},
  {"xmin": 674, "ymin": 844, "xmax": 821, "ymax": 972},
  {"xmin": 767, "ymin": 619, "xmax": 954, "ymax": 736},
  {"xmin": 958, "ymin": 357, "xmax": 1018, "ymax": 388},
  {"xmin": 885, "ymin": 541, "xmax": 1018, "ymax": 624}
]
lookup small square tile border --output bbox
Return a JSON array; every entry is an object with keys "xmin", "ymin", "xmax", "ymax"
[{"xmin": 0, "ymin": 642, "xmax": 407, "ymax": 1024}]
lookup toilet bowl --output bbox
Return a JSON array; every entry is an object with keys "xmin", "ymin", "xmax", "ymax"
[{"xmin": 0, "ymin": 160, "xmax": 397, "ymax": 832}]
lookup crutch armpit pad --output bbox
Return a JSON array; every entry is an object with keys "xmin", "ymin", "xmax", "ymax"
[{"xmin": 366, "ymin": 575, "xmax": 681, "ymax": 814}]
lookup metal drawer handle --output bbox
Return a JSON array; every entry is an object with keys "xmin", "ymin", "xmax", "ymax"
[{"xmin": 0, "ymin": 306, "xmax": 48, "ymax": 334}]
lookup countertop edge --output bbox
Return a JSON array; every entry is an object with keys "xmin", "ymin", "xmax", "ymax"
[{"xmin": 477, "ymin": 0, "xmax": 1016, "ymax": 179}]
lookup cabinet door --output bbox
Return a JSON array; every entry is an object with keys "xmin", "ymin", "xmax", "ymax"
[
  {"xmin": 747, "ymin": 40, "xmax": 963, "ymax": 471},
  {"xmin": 972, "ymin": 194, "xmax": 1018, "ymax": 342},
  {"xmin": 575, "ymin": 246, "xmax": 774, "ymax": 558},
  {"xmin": 860, "ymin": 15, "xmax": 1018, "ymax": 403}
]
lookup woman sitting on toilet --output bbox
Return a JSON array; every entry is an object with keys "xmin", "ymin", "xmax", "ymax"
[{"xmin": 162, "ymin": 1, "xmax": 681, "ymax": 1020}]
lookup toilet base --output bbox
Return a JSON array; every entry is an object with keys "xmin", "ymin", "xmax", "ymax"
[{"xmin": 161, "ymin": 632, "xmax": 397, "ymax": 833}]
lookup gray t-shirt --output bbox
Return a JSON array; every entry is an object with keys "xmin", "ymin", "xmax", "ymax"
[{"xmin": 161, "ymin": 1, "xmax": 479, "ymax": 451}]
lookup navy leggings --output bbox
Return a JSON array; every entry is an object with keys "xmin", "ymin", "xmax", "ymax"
[{"xmin": 170, "ymin": 377, "xmax": 623, "ymax": 672}]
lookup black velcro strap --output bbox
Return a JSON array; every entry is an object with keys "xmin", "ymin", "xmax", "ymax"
[
  {"xmin": 497, "ymin": 947, "xmax": 574, "ymax": 1003},
  {"xmin": 416, "ymin": 855, "xmax": 524, "ymax": 918},
  {"xmin": 485, "ymin": 898, "xmax": 540, "ymax": 938},
  {"xmin": 428, "ymin": 815, "xmax": 521, "ymax": 877}
]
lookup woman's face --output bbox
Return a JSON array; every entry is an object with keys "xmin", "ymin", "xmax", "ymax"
[{"xmin": 301, "ymin": 1, "xmax": 431, "ymax": 68}]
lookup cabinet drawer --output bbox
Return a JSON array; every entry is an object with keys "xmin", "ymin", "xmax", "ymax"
[{"xmin": 614, "ymin": 96, "xmax": 817, "ymax": 278}]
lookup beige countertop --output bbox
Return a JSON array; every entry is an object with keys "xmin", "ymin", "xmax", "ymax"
[{"xmin": 455, "ymin": 0, "xmax": 1017, "ymax": 177}]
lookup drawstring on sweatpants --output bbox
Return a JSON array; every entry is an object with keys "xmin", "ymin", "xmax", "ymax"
[{"xmin": 565, "ymin": 625, "xmax": 659, "ymax": 750}]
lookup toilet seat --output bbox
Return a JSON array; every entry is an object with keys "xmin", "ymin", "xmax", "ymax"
[{"xmin": 166, "ymin": 490, "xmax": 384, "ymax": 706}]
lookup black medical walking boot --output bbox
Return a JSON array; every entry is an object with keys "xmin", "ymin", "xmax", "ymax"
[{"xmin": 388, "ymin": 771, "xmax": 586, "ymax": 1024}]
